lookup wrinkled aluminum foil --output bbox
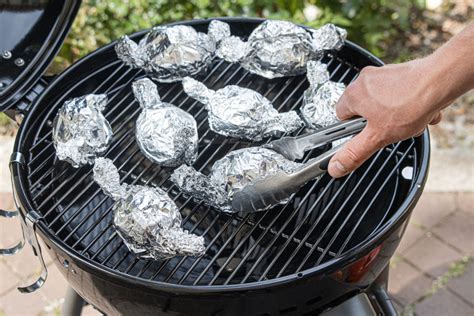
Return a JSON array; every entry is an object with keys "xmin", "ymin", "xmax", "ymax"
[
  {"xmin": 182, "ymin": 77, "xmax": 303, "ymax": 141},
  {"xmin": 115, "ymin": 20, "xmax": 229, "ymax": 82},
  {"xmin": 300, "ymin": 61, "xmax": 346, "ymax": 129},
  {"xmin": 171, "ymin": 147, "xmax": 300, "ymax": 212},
  {"xmin": 216, "ymin": 20, "xmax": 346, "ymax": 79},
  {"xmin": 133, "ymin": 78, "xmax": 198, "ymax": 167},
  {"xmin": 170, "ymin": 165, "xmax": 230, "ymax": 211},
  {"xmin": 53, "ymin": 94, "xmax": 112, "ymax": 168},
  {"xmin": 93, "ymin": 158, "xmax": 205, "ymax": 259}
]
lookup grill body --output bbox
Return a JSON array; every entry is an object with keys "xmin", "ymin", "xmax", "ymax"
[
  {"xmin": 37, "ymin": 218, "xmax": 410, "ymax": 315},
  {"xmin": 10, "ymin": 18, "xmax": 429, "ymax": 315}
]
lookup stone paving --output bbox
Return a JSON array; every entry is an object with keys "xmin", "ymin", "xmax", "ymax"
[
  {"xmin": 0, "ymin": 191, "xmax": 472, "ymax": 315},
  {"xmin": 389, "ymin": 192, "xmax": 473, "ymax": 315}
]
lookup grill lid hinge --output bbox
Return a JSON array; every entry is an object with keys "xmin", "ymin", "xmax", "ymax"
[{"xmin": 2, "ymin": 78, "xmax": 48, "ymax": 121}]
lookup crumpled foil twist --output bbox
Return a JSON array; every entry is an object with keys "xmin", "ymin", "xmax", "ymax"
[
  {"xmin": 182, "ymin": 77, "xmax": 303, "ymax": 141},
  {"xmin": 170, "ymin": 147, "xmax": 301, "ymax": 212},
  {"xmin": 115, "ymin": 20, "xmax": 230, "ymax": 82},
  {"xmin": 300, "ymin": 61, "xmax": 346, "ymax": 129},
  {"xmin": 93, "ymin": 158, "xmax": 206, "ymax": 259},
  {"xmin": 214, "ymin": 20, "xmax": 347, "ymax": 79},
  {"xmin": 53, "ymin": 94, "xmax": 113, "ymax": 168},
  {"xmin": 133, "ymin": 78, "xmax": 198, "ymax": 167}
]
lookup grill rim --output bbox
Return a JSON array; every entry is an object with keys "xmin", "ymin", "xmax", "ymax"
[{"xmin": 10, "ymin": 17, "xmax": 430, "ymax": 294}]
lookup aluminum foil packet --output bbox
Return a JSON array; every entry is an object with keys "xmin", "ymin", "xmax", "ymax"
[
  {"xmin": 115, "ymin": 20, "xmax": 230, "ymax": 82},
  {"xmin": 93, "ymin": 158, "xmax": 205, "ymax": 259},
  {"xmin": 215, "ymin": 20, "xmax": 347, "ymax": 79},
  {"xmin": 133, "ymin": 78, "xmax": 198, "ymax": 167},
  {"xmin": 53, "ymin": 94, "xmax": 113, "ymax": 168},
  {"xmin": 300, "ymin": 61, "xmax": 346, "ymax": 129},
  {"xmin": 171, "ymin": 147, "xmax": 300, "ymax": 212},
  {"xmin": 182, "ymin": 77, "xmax": 303, "ymax": 141}
]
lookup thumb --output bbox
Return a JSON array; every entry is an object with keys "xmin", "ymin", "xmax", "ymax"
[{"xmin": 328, "ymin": 127, "xmax": 382, "ymax": 178}]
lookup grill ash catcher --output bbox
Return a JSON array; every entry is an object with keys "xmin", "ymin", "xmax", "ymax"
[{"xmin": 1, "ymin": 2, "xmax": 430, "ymax": 316}]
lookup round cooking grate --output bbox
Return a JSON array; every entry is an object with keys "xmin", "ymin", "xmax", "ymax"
[{"xmin": 16, "ymin": 19, "xmax": 422, "ymax": 288}]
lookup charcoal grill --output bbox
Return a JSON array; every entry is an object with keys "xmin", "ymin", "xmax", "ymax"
[{"xmin": 0, "ymin": 2, "xmax": 430, "ymax": 315}]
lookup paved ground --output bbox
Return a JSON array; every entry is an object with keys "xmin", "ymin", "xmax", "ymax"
[
  {"xmin": 0, "ymin": 191, "xmax": 472, "ymax": 315},
  {"xmin": 0, "ymin": 135, "xmax": 472, "ymax": 315},
  {"xmin": 389, "ymin": 192, "xmax": 473, "ymax": 315}
]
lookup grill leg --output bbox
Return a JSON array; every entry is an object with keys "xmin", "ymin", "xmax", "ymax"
[{"xmin": 62, "ymin": 287, "xmax": 84, "ymax": 316}]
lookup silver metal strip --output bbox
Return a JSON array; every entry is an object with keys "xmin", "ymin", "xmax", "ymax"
[
  {"xmin": 0, "ymin": 209, "xmax": 24, "ymax": 255},
  {"xmin": 8, "ymin": 152, "xmax": 48, "ymax": 293},
  {"xmin": 17, "ymin": 210, "xmax": 48, "ymax": 293}
]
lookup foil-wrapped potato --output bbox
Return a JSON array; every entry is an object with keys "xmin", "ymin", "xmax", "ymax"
[
  {"xmin": 93, "ymin": 158, "xmax": 206, "ymax": 259},
  {"xmin": 300, "ymin": 61, "xmax": 346, "ymax": 128},
  {"xmin": 115, "ymin": 20, "xmax": 230, "ymax": 82},
  {"xmin": 171, "ymin": 147, "xmax": 300, "ymax": 212},
  {"xmin": 214, "ymin": 20, "xmax": 347, "ymax": 79},
  {"xmin": 53, "ymin": 94, "xmax": 113, "ymax": 168},
  {"xmin": 182, "ymin": 77, "xmax": 303, "ymax": 141},
  {"xmin": 133, "ymin": 78, "xmax": 198, "ymax": 167}
]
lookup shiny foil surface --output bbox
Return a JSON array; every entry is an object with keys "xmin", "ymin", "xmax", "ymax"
[
  {"xmin": 133, "ymin": 78, "xmax": 198, "ymax": 167},
  {"xmin": 171, "ymin": 147, "xmax": 300, "ymax": 212},
  {"xmin": 115, "ymin": 20, "xmax": 228, "ymax": 82},
  {"xmin": 300, "ymin": 61, "xmax": 346, "ymax": 128},
  {"xmin": 93, "ymin": 158, "xmax": 205, "ymax": 259},
  {"xmin": 52, "ymin": 94, "xmax": 112, "ymax": 168},
  {"xmin": 182, "ymin": 77, "xmax": 303, "ymax": 141},
  {"xmin": 216, "ymin": 20, "xmax": 346, "ymax": 79}
]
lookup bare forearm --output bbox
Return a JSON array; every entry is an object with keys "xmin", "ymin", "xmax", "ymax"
[{"xmin": 422, "ymin": 22, "xmax": 474, "ymax": 111}]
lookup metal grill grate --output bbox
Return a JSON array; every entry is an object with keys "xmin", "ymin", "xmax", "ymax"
[{"xmin": 23, "ymin": 45, "xmax": 418, "ymax": 287}]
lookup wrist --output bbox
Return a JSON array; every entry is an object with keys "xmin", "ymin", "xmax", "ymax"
[
  {"xmin": 420, "ymin": 25, "xmax": 474, "ymax": 109},
  {"xmin": 411, "ymin": 55, "xmax": 451, "ymax": 113}
]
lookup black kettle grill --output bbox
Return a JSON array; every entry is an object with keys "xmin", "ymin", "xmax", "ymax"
[{"xmin": 0, "ymin": 1, "xmax": 430, "ymax": 315}]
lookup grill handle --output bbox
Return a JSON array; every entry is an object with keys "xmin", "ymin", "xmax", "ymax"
[
  {"xmin": 9, "ymin": 152, "xmax": 48, "ymax": 293},
  {"xmin": 0, "ymin": 209, "xmax": 25, "ymax": 255},
  {"xmin": 17, "ymin": 211, "xmax": 48, "ymax": 293}
]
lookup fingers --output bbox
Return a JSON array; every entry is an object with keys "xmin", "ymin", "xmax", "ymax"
[
  {"xmin": 335, "ymin": 92, "xmax": 356, "ymax": 120},
  {"xmin": 328, "ymin": 127, "xmax": 382, "ymax": 178},
  {"xmin": 429, "ymin": 112, "xmax": 442, "ymax": 125}
]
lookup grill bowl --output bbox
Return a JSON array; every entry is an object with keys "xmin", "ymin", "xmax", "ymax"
[{"xmin": 11, "ymin": 18, "xmax": 429, "ymax": 315}]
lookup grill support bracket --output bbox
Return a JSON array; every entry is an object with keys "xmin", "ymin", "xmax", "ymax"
[
  {"xmin": 0, "ymin": 209, "xmax": 24, "ymax": 255},
  {"xmin": 7, "ymin": 152, "xmax": 48, "ymax": 293}
]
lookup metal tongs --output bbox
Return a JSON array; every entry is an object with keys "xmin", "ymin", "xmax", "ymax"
[{"xmin": 231, "ymin": 118, "xmax": 367, "ymax": 212}]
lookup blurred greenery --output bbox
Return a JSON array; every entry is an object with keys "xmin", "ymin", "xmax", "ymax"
[{"xmin": 52, "ymin": 0, "xmax": 426, "ymax": 71}]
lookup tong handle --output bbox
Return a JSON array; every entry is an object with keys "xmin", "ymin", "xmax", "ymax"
[
  {"xmin": 266, "ymin": 118, "xmax": 367, "ymax": 161},
  {"xmin": 289, "ymin": 119, "xmax": 367, "ymax": 183},
  {"xmin": 301, "ymin": 117, "xmax": 366, "ymax": 147},
  {"xmin": 291, "ymin": 145, "xmax": 341, "ymax": 184}
]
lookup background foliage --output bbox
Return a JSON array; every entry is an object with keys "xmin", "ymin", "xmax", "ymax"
[{"xmin": 52, "ymin": 0, "xmax": 427, "ymax": 71}]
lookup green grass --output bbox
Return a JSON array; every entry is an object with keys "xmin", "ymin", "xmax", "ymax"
[
  {"xmin": 426, "ymin": 256, "xmax": 471, "ymax": 296},
  {"xmin": 390, "ymin": 254, "xmax": 403, "ymax": 269},
  {"xmin": 0, "ymin": 113, "xmax": 12, "ymax": 127},
  {"xmin": 400, "ymin": 303, "xmax": 416, "ymax": 316}
]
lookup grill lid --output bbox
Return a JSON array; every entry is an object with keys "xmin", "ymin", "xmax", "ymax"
[{"xmin": 0, "ymin": 0, "xmax": 80, "ymax": 111}]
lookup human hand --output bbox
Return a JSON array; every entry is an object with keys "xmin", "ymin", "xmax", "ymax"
[
  {"xmin": 328, "ymin": 22, "xmax": 474, "ymax": 178},
  {"xmin": 327, "ymin": 59, "xmax": 445, "ymax": 178}
]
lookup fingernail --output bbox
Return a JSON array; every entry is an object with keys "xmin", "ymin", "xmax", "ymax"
[{"xmin": 329, "ymin": 160, "xmax": 347, "ymax": 177}]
